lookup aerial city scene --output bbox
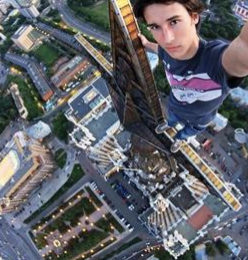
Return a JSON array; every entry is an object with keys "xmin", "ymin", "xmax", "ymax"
[{"xmin": 0, "ymin": 0, "xmax": 248, "ymax": 259}]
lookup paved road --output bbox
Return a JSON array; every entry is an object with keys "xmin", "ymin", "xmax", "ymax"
[
  {"xmin": 207, "ymin": 203, "xmax": 248, "ymax": 258},
  {"xmin": 54, "ymin": 0, "xmax": 111, "ymax": 44},
  {"xmin": 0, "ymin": 217, "xmax": 41, "ymax": 260}
]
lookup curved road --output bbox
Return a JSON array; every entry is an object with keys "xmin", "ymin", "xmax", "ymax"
[{"xmin": 54, "ymin": 0, "xmax": 111, "ymax": 44}]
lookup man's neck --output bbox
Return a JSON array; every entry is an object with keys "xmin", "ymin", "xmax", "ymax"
[{"xmin": 185, "ymin": 36, "xmax": 200, "ymax": 60}]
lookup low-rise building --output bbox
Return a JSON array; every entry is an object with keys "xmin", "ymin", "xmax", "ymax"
[
  {"xmin": 10, "ymin": 83, "xmax": 28, "ymax": 119},
  {"xmin": 230, "ymin": 87, "xmax": 248, "ymax": 106},
  {"xmin": 210, "ymin": 113, "xmax": 228, "ymax": 132},
  {"xmin": 51, "ymin": 56, "xmax": 90, "ymax": 89},
  {"xmin": 11, "ymin": 25, "xmax": 43, "ymax": 52},
  {"xmin": 233, "ymin": 0, "xmax": 248, "ymax": 21},
  {"xmin": 0, "ymin": 131, "xmax": 56, "ymax": 214}
]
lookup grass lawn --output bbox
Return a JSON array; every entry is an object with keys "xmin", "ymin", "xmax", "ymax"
[
  {"xmin": 68, "ymin": 0, "xmax": 109, "ymax": 31},
  {"xmin": 67, "ymin": 164, "xmax": 85, "ymax": 186},
  {"xmin": 106, "ymin": 213, "xmax": 124, "ymax": 233},
  {"xmin": 85, "ymin": 186, "xmax": 102, "ymax": 207},
  {"xmin": 54, "ymin": 148, "xmax": 67, "ymax": 168},
  {"xmin": 7, "ymin": 75, "xmax": 43, "ymax": 120},
  {"xmin": 95, "ymin": 217, "xmax": 112, "ymax": 233},
  {"xmin": 33, "ymin": 43, "xmax": 61, "ymax": 67}
]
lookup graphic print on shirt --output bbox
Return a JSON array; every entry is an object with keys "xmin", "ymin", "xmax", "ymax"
[{"xmin": 165, "ymin": 66, "xmax": 222, "ymax": 104}]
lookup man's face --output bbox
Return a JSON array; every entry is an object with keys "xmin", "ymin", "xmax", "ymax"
[{"xmin": 144, "ymin": 2, "xmax": 199, "ymax": 60}]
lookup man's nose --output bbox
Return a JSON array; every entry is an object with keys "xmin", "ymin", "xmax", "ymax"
[{"xmin": 162, "ymin": 26, "xmax": 175, "ymax": 44}]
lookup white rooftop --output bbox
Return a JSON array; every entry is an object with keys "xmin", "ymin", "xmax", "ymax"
[{"xmin": 230, "ymin": 87, "xmax": 248, "ymax": 106}]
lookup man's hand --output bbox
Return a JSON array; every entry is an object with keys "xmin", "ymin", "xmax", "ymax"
[
  {"xmin": 222, "ymin": 21, "xmax": 248, "ymax": 78},
  {"xmin": 138, "ymin": 33, "xmax": 158, "ymax": 53}
]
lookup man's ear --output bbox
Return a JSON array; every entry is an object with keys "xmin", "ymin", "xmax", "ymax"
[{"xmin": 191, "ymin": 13, "xmax": 199, "ymax": 25}]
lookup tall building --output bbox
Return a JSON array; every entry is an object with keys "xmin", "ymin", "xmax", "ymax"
[
  {"xmin": 7, "ymin": 0, "xmax": 39, "ymax": 18},
  {"xmin": 0, "ymin": 131, "xmax": 56, "ymax": 214},
  {"xmin": 74, "ymin": 0, "xmax": 242, "ymax": 257},
  {"xmin": 65, "ymin": 77, "xmax": 130, "ymax": 177}
]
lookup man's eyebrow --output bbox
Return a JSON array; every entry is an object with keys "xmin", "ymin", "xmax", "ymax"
[{"xmin": 147, "ymin": 15, "xmax": 180, "ymax": 27}]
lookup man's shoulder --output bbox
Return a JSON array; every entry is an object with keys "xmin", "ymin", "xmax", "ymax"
[{"xmin": 203, "ymin": 38, "xmax": 229, "ymax": 52}]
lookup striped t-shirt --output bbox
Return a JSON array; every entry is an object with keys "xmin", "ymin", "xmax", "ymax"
[{"xmin": 158, "ymin": 39, "xmax": 242, "ymax": 125}]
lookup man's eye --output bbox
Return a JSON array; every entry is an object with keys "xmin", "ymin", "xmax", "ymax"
[
  {"xmin": 170, "ymin": 20, "xmax": 179, "ymax": 26},
  {"xmin": 148, "ymin": 25, "xmax": 160, "ymax": 31}
]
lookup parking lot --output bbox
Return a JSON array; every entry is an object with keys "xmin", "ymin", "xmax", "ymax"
[{"xmin": 109, "ymin": 171, "xmax": 150, "ymax": 215}]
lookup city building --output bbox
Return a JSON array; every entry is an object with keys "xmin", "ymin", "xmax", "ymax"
[
  {"xmin": 0, "ymin": 32, "xmax": 7, "ymax": 44},
  {"xmin": 19, "ymin": 5, "xmax": 39, "ymax": 18},
  {"xmin": 26, "ymin": 121, "xmax": 51, "ymax": 140},
  {"xmin": 0, "ymin": 131, "xmax": 56, "ymax": 214},
  {"xmin": 0, "ymin": 2, "xmax": 10, "ymax": 21},
  {"xmin": 230, "ymin": 87, "xmax": 248, "ymax": 106},
  {"xmin": 51, "ymin": 56, "xmax": 90, "ymax": 89},
  {"xmin": 75, "ymin": 0, "xmax": 243, "ymax": 257},
  {"xmin": 123, "ymin": 138, "xmax": 228, "ymax": 258},
  {"xmin": 10, "ymin": 83, "xmax": 28, "ymax": 119},
  {"xmin": 8, "ymin": 0, "xmax": 37, "ymax": 8},
  {"xmin": 65, "ymin": 76, "xmax": 130, "ymax": 177},
  {"xmin": 210, "ymin": 113, "xmax": 228, "ymax": 132},
  {"xmin": 5, "ymin": 52, "xmax": 54, "ymax": 101},
  {"xmin": 233, "ymin": 0, "xmax": 248, "ymax": 21},
  {"xmin": 11, "ymin": 25, "xmax": 42, "ymax": 52},
  {"xmin": 7, "ymin": 0, "xmax": 39, "ymax": 18},
  {"xmin": 0, "ymin": 2, "xmax": 10, "ymax": 14}
]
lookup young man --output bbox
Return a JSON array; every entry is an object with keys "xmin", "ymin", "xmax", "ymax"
[{"xmin": 133, "ymin": 0, "xmax": 248, "ymax": 153}]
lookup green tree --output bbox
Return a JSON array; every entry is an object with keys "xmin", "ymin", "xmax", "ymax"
[
  {"xmin": 154, "ymin": 62, "xmax": 170, "ymax": 95},
  {"xmin": 52, "ymin": 112, "xmax": 73, "ymax": 142},
  {"xmin": 206, "ymin": 242, "xmax": 216, "ymax": 257},
  {"xmin": 215, "ymin": 239, "xmax": 230, "ymax": 255},
  {"xmin": 154, "ymin": 248, "xmax": 173, "ymax": 260}
]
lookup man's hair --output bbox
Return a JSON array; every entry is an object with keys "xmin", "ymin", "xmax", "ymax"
[{"xmin": 133, "ymin": 0, "xmax": 205, "ymax": 21}]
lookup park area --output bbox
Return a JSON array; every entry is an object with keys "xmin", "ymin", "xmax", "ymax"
[
  {"xmin": 33, "ymin": 43, "xmax": 61, "ymax": 68},
  {"xmin": 7, "ymin": 75, "xmax": 43, "ymax": 120},
  {"xmin": 67, "ymin": 0, "xmax": 109, "ymax": 31},
  {"xmin": 30, "ymin": 184, "xmax": 126, "ymax": 259}
]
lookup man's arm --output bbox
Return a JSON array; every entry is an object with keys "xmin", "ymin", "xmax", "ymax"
[
  {"xmin": 222, "ymin": 21, "xmax": 248, "ymax": 78},
  {"xmin": 138, "ymin": 34, "xmax": 158, "ymax": 53}
]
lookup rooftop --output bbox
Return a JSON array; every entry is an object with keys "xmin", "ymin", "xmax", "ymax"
[
  {"xmin": 170, "ymin": 185, "xmax": 198, "ymax": 212},
  {"xmin": 68, "ymin": 77, "xmax": 109, "ymax": 122},
  {"xmin": 188, "ymin": 205, "xmax": 213, "ymax": 230},
  {"xmin": 0, "ymin": 132, "xmax": 36, "ymax": 197},
  {"xmin": 87, "ymin": 107, "xmax": 119, "ymax": 146}
]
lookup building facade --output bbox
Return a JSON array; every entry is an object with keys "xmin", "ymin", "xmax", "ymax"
[
  {"xmin": 51, "ymin": 56, "xmax": 90, "ymax": 89},
  {"xmin": 65, "ymin": 77, "xmax": 130, "ymax": 177},
  {"xmin": 10, "ymin": 83, "xmax": 28, "ymax": 119},
  {"xmin": 233, "ymin": 0, "xmax": 248, "ymax": 21},
  {"xmin": 0, "ymin": 131, "xmax": 56, "ymax": 214},
  {"xmin": 11, "ymin": 25, "xmax": 42, "ymax": 51}
]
